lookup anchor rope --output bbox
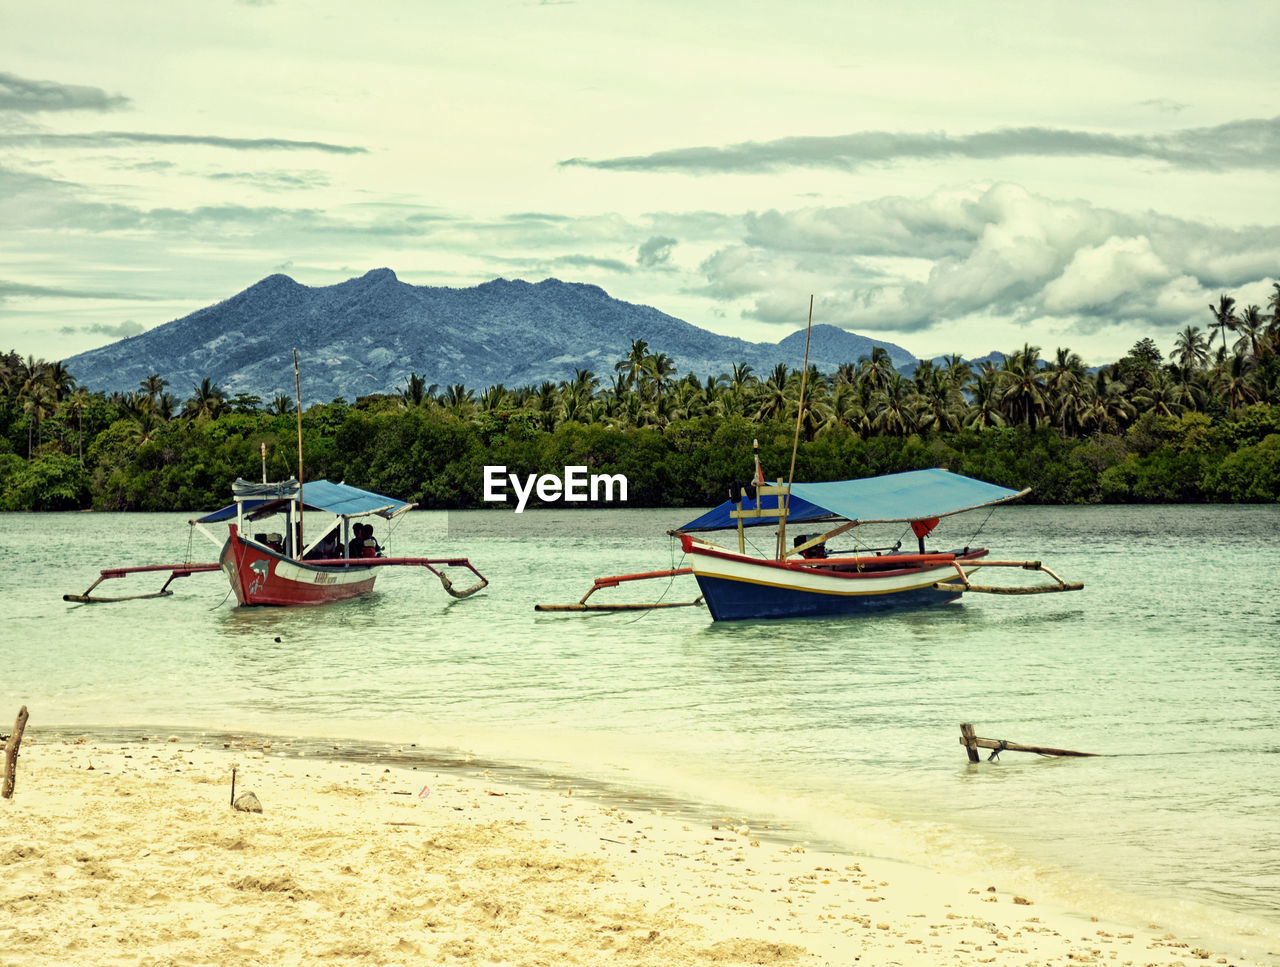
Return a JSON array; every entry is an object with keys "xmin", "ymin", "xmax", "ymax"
[{"xmin": 619, "ymin": 539, "xmax": 688, "ymax": 625}]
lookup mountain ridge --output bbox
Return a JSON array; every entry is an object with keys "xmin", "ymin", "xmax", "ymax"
[{"xmin": 65, "ymin": 269, "xmax": 920, "ymax": 406}]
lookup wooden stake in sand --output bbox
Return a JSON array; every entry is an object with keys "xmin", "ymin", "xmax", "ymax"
[{"xmin": 3, "ymin": 706, "xmax": 29, "ymax": 799}]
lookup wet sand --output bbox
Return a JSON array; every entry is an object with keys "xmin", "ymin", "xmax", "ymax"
[{"xmin": 0, "ymin": 733, "xmax": 1255, "ymax": 966}]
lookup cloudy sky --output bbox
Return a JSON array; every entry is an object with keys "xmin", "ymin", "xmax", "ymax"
[{"xmin": 4, "ymin": 0, "xmax": 1279, "ymax": 369}]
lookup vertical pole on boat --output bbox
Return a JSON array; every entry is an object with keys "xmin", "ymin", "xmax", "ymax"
[
  {"xmin": 733, "ymin": 486, "xmax": 746, "ymax": 554},
  {"xmin": 780, "ymin": 295, "xmax": 814, "ymax": 559},
  {"xmin": 293, "ymin": 347, "xmax": 305, "ymax": 556}
]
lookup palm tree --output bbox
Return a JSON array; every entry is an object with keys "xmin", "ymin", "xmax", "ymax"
[
  {"xmin": 1207, "ymin": 294, "xmax": 1238, "ymax": 359},
  {"xmin": 728, "ymin": 361, "xmax": 756, "ymax": 392},
  {"xmin": 1214, "ymin": 355, "xmax": 1258, "ymax": 412},
  {"xmin": 270, "ymin": 395, "xmax": 296, "ymax": 416},
  {"xmin": 399, "ymin": 372, "xmax": 436, "ymax": 408},
  {"xmin": 857, "ymin": 347, "xmax": 894, "ymax": 395},
  {"xmin": 964, "ymin": 365, "xmax": 1006, "ymax": 430},
  {"xmin": 1234, "ymin": 305, "xmax": 1266, "ymax": 363},
  {"xmin": 1172, "ymin": 326, "xmax": 1210, "ymax": 372},
  {"xmin": 65, "ymin": 386, "xmax": 92, "ymax": 463},
  {"xmin": 641, "ymin": 352, "xmax": 676, "ymax": 405},
  {"xmin": 182, "ymin": 378, "xmax": 228, "ymax": 420},
  {"xmin": 614, "ymin": 339, "xmax": 650, "ymax": 393},
  {"xmin": 16, "ymin": 356, "xmax": 55, "ymax": 456},
  {"xmin": 442, "ymin": 383, "xmax": 476, "ymax": 418},
  {"xmin": 1132, "ymin": 370, "xmax": 1189, "ymax": 418},
  {"xmin": 48, "ymin": 361, "xmax": 77, "ymax": 403},
  {"xmin": 754, "ymin": 366, "xmax": 790, "ymax": 423},
  {"xmin": 914, "ymin": 365, "xmax": 965, "ymax": 434},
  {"xmin": 1082, "ymin": 371, "xmax": 1136, "ymax": 435},
  {"xmin": 139, "ymin": 373, "xmax": 168, "ymax": 406},
  {"xmin": 999, "ymin": 344, "xmax": 1046, "ymax": 430},
  {"xmin": 940, "ymin": 354, "xmax": 974, "ymax": 394},
  {"xmin": 479, "ymin": 383, "xmax": 510, "ymax": 412},
  {"xmin": 869, "ymin": 371, "xmax": 919, "ymax": 438}
]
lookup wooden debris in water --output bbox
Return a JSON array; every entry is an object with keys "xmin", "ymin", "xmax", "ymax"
[{"xmin": 960, "ymin": 723, "xmax": 1097, "ymax": 762}]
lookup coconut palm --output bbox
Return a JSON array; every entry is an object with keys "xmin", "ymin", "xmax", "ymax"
[
  {"xmin": 182, "ymin": 378, "xmax": 228, "ymax": 420},
  {"xmin": 868, "ymin": 371, "xmax": 919, "ymax": 438},
  {"xmin": 614, "ymin": 338, "xmax": 650, "ymax": 393},
  {"xmin": 1082, "ymin": 371, "xmax": 1136, "ymax": 435},
  {"xmin": 399, "ymin": 372, "xmax": 436, "ymax": 408},
  {"xmin": 641, "ymin": 352, "xmax": 676, "ymax": 405},
  {"xmin": 1213, "ymin": 355, "xmax": 1258, "ymax": 412},
  {"xmin": 139, "ymin": 373, "xmax": 168, "ymax": 406},
  {"xmin": 1172, "ymin": 326, "xmax": 1210, "ymax": 372},
  {"xmin": 16, "ymin": 357, "xmax": 55, "ymax": 456},
  {"xmin": 999, "ymin": 344, "xmax": 1047, "ymax": 430},
  {"xmin": 1234, "ymin": 305, "xmax": 1266, "ymax": 363},
  {"xmin": 1131, "ymin": 370, "xmax": 1189, "ymax": 418},
  {"xmin": 856, "ymin": 347, "xmax": 895, "ymax": 395},
  {"xmin": 1207, "ymin": 294, "xmax": 1238, "ymax": 359},
  {"xmin": 964, "ymin": 366, "xmax": 1006, "ymax": 430},
  {"xmin": 479, "ymin": 383, "xmax": 510, "ymax": 412}
]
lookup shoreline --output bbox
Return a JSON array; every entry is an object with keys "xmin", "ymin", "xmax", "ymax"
[{"xmin": 2, "ymin": 728, "xmax": 1269, "ymax": 966}]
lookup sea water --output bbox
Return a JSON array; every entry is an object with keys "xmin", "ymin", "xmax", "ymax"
[{"xmin": 4, "ymin": 504, "xmax": 1278, "ymax": 960}]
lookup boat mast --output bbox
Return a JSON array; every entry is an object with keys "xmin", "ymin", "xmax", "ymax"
[
  {"xmin": 779, "ymin": 295, "xmax": 814, "ymax": 559},
  {"xmin": 293, "ymin": 347, "xmax": 304, "ymax": 558}
]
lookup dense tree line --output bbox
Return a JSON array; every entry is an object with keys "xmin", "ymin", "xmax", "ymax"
[{"xmin": 3, "ymin": 284, "xmax": 1280, "ymax": 511}]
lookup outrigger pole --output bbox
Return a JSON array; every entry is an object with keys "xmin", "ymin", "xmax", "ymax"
[
  {"xmin": 534, "ymin": 568, "xmax": 703, "ymax": 612},
  {"xmin": 63, "ymin": 562, "xmax": 223, "ymax": 603}
]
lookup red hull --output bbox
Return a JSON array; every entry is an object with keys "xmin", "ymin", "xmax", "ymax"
[{"xmin": 221, "ymin": 525, "xmax": 377, "ymax": 606}]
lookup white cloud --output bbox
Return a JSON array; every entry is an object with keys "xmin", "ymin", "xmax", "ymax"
[{"xmin": 1041, "ymin": 237, "xmax": 1170, "ymax": 314}]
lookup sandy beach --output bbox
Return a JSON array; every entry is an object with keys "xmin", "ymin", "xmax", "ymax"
[{"xmin": 0, "ymin": 732, "xmax": 1255, "ymax": 966}]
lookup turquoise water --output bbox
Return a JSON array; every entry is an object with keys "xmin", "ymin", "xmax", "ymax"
[{"xmin": 4, "ymin": 504, "xmax": 1278, "ymax": 959}]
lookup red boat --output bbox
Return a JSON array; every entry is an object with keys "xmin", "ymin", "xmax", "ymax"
[{"xmin": 64, "ymin": 477, "xmax": 488, "ymax": 607}]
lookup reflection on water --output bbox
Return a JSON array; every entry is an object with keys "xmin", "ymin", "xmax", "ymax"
[{"xmin": 4, "ymin": 504, "xmax": 1280, "ymax": 958}]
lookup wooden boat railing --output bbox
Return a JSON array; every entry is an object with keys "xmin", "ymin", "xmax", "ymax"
[
  {"xmin": 934, "ymin": 560, "xmax": 1084, "ymax": 595},
  {"xmin": 535, "ymin": 567, "xmax": 703, "ymax": 612}
]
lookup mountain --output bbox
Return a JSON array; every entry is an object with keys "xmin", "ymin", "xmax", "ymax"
[{"xmin": 64, "ymin": 269, "xmax": 918, "ymax": 406}]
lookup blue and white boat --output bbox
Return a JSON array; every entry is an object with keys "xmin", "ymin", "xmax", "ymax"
[{"xmin": 671, "ymin": 468, "xmax": 1082, "ymax": 621}]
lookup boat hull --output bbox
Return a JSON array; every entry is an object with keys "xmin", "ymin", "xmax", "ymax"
[
  {"xmin": 221, "ymin": 528, "xmax": 376, "ymax": 607},
  {"xmin": 684, "ymin": 542, "xmax": 987, "ymax": 621}
]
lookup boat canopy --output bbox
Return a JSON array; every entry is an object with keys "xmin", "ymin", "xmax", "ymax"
[
  {"xmin": 194, "ymin": 479, "xmax": 415, "ymax": 524},
  {"xmin": 675, "ymin": 468, "xmax": 1029, "ymax": 533}
]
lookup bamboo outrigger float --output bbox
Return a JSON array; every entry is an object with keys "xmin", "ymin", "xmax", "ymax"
[{"xmin": 63, "ymin": 562, "xmax": 223, "ymax": 603}]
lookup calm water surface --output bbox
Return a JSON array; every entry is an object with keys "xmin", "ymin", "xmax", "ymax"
[{"xmin": 4, "ymin": 504, "xmax": 1278, "ymax": 959}]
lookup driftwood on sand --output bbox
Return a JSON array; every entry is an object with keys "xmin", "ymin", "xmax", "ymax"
[{"xmin": 3, "ymin": 705, "xmax": 29, "ymax": 799}]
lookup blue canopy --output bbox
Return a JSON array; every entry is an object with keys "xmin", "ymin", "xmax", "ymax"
[
  {"xmin": 676, "ymin": 469, "xmax": 1028, "ymax": 533},
  {"xmin": 195, "ymin": 479, "xmax": 414, "ymax": 524}
]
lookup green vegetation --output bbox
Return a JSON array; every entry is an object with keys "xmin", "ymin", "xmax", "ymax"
[{"xmin": 4, "ymin": 285, "xmax": 1280, "ymax": 511}]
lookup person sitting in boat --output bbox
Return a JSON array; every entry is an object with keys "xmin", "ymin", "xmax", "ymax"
[
  {"xmin": 305, "ymin": 529, "xmax": 341, "ymax": 560},
  {"xmin": 347, "ymin": 523, "xmax": 367, "ymax": 559},
  {"xmin": 360, "ymin": 523, "xmax": 383, "ymax": 558},
  {"xmin": 348, "ymin": 522, "xmax": 382, "ymax": 559}
]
